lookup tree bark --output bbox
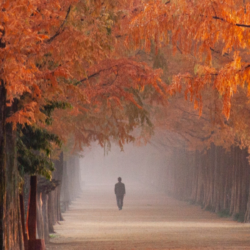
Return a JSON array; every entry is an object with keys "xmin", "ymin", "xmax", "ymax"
[
  {"xmin": 19, "ymin": 194, "xmax": 28, "ymax": 249},
  {"xmin": 27, "ymin": 176, "xmax": 37, "ymax": 240},
  {"xmin": 0, "ymin": 83, "xmax": 6, "ymax": 250},
  {"xmin": 0, "ymin": 85, "xmax": 23, "ymax": 250}
]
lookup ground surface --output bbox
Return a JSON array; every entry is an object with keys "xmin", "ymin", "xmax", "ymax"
[{"xmin": 47, "ymin": 184, "xmax": 250, "ymax": 250}]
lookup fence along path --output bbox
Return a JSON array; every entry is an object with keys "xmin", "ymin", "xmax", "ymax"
[{"xmin": 47, "ymin": 183, "xmax": 250, "ymax": 250}]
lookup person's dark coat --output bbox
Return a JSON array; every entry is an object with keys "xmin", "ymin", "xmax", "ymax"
[{"xmin": 115, "ymin": 182, "xmax": 125, "ymax": 196}]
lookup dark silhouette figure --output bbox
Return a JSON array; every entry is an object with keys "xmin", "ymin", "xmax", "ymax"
[{"xmin": 115, "ymin": 177, "xmax": 126, "ymax": 210}]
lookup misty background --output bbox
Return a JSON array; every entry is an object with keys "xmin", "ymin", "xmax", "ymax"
[{"xmin": 80, "ymin": 136, "xmax": 171, "ymax": 188}]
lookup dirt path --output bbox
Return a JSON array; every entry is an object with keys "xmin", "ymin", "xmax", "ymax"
[{"xmin": 47, "ymin": 184, "xmax": 250, "ymax": 250}]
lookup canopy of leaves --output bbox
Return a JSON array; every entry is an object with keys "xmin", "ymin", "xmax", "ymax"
[
  {"xmin": 125, "ymin": 0, "xmax": 250, "ymax": 153},
  {"xmin": 129, "ymin": 0, "xmax": 250, "ymax": 118},
  {"xmin": 0, "ymin": 0, "xmax": 168, "ymax": 157}
]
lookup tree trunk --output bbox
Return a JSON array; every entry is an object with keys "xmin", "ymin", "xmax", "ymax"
[
  {"xmin": 27, "ymin": 176, "xmax": 37, "ymax": 240},
  {"xmin": 0, "ymin": 85, "xmax": 23, "ymax": 250},
  {"xmin": 41, "ymin": 193, "xmax": 49, "ymax": 243},
  {"xmin": 19, "ymin": 194, "xmax": 28, "ymax": 249},
  {"xmin": 0, "ymin": 83, "xmax": 6, "ymax": 250}
]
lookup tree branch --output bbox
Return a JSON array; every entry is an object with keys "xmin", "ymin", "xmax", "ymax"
[
  {"xmin": 46, "ymin": 5, "xmax": 72, "ymax": 43},
  {"xmin": 212, "ymin": 15, "xmax": 250, "ymax": 28},
  {"xmin": 74, "ymin": 62, "xmax": 138, "ymax": 86},
  {"xmin": 74, "ymin": 65, "xmax": 122, "ymax": 86}
]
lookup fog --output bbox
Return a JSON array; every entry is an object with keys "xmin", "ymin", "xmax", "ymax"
[
  {"xmin": 51, "ymin": 134, "xmax": 250, "ymax": 250},
  {"xmin": 80, "ymin": 139, "xmax": 170, "ymax": 188}
]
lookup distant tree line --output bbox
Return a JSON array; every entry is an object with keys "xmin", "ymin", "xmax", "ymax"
[{"xmin": 140, "ymin": 143, "xmax": 250, "ymax": 223}]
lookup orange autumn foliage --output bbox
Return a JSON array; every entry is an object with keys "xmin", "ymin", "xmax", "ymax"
[
  {"xmin": 129, "ymin": 0, "xmax": 250, "ymax": 119},
  {"xmin": 45, "ymin": 58, "xmax": 166, "ymax": 150},
  {"xmin": 0, "ymin": 0, "xmax": 167, "ymax": 150}
]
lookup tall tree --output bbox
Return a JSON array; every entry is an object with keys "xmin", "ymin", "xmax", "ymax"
[{"xmin": 0, "ymin": 0, "xmax": 167, "ymax": 248}]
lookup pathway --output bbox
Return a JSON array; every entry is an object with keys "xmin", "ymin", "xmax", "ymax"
[{"xmin": 47, "ymin": 184, "xmax": 250, "ymax": 250}]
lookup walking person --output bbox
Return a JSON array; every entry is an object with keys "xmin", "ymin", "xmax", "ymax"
[{"xmin": 115, "ymin": 177, "xmax": 126, "ymax": 210}]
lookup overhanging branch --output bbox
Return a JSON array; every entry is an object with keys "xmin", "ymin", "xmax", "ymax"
[{"xmin": 46, "ymin": 5, "xmax": 72, "ymax": 43}]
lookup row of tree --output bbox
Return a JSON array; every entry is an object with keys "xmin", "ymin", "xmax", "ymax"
[
  {"xmin": 3, "ymin": 0, "xmax": 250, "ymax": 248},
  {"xmin": 163, "ymin": 145, "xmax": 250, "ymax": 223},
  {"xmin": 137, "ymin": 0, "xmax": 250, "ymax": 222},
  {"xmin": 0, "ymin": 0, "xmax": 166, "ymax": 249},
  {"xmin": 33, "ymin": 153, "xmax": 81, "ymax": 244},
  {"xmin": 137, "ymin": 138, "xmax": 250, "ymax": 223}
]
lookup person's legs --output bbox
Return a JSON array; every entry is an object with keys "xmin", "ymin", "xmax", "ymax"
[
  {"xmin": 120, "ymin": 195, "xmax": 124, "ymax": 209},
  {"xmin": 116, "ymin": 195, "xmax": 123, "ymax": 210},
  {"xmin": 116, "ymin": 195, "xmax": 120, "ymax": 209}
]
